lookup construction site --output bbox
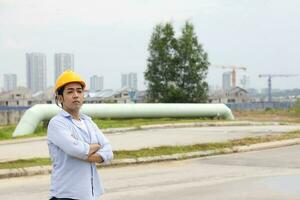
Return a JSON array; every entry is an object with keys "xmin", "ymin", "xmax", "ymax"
[{"xmin": 207, "ymin": 64, "xmax": 299, "ymax": 110}]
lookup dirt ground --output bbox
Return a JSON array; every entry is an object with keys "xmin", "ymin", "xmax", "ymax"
[{"xmin": 233, "ymin": 110, "xmax": 300, "ymax": 123}]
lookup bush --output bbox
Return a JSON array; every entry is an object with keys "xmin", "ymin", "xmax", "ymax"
[
  {"xmin": 292, "ymin": 98, "xmax": 300, "ymax": 114},
  {"xmin": 265, "ymin": 107, "xmax": 273, "ymax": 112}
]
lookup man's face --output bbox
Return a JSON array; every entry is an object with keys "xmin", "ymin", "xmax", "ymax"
[{"xmin": 59, "ymin": 82, "xmax": 84, "ymax": 112}]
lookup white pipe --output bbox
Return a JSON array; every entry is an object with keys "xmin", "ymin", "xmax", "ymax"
[{"xmin": 13, "ymin": 103, "xmax": 234, "ymax": 137}]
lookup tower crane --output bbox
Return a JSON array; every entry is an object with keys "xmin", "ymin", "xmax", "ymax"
[
  {"xmin": 210, "ymin": 65, "xmax": 247, "ymax": 88},
  {"xmin": 258, "ymin": 74, "xmax": 299, "ymax": 102}
]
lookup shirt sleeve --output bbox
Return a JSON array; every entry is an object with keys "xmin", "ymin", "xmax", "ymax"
[
  {"xmin": 92, "ymin": 121, "xmax": 114, "ymax": 164},
  {"xmin": 47, "ymin": 118, "xmax": 90, "ymax": 160}
]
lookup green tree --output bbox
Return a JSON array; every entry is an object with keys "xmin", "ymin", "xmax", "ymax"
[
  {"xmin": 144, "ymin": 23, "xmax": 177, "ymax": 102},
  {"xmin": 175, "ymin": 22, "xmax": 209, "ymax": 102},
  {"xmin": 145, "ymin": 21, "xmax": 209, "ymax": 103}
]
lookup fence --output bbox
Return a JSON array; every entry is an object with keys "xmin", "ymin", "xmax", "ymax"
[
  {"xmin": 227, "ymin": 102, "xmax": 293, "ymax": 110},
  {"xmin": 0, "ymin": 106, "xmax": 30, "ymax": 125}
]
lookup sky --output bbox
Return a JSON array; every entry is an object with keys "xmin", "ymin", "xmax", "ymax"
[{"xmin": 0, "ymin": 0, "xmax": 300, "ymax": 91}]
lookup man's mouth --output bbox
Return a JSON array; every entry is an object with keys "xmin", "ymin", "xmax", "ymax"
[{"xmin": 73, "ymin": 101, "xmax": 80, "ymax": 104}]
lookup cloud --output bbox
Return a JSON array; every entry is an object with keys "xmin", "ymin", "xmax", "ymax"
[
  {"xmin": 1, "ymin": 0, "xmax": 299, "ymax": 89},
  {"xmin": 1, "ymin": 36, "xmax": 29, "ymax": 49},
  {"xmin": 0, "ymin": 0, "xmax": 218, "ymax": 28}
]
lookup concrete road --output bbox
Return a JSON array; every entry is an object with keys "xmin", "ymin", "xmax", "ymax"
[
  {"xmin": 1, "ymin": 145, "xmax": 300, "ymax": 200},
  {"xmin": 1, "ymin": 125, "xmax": 300, "ymax": 162}
]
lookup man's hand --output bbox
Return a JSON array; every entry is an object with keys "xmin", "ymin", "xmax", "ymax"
[
  {"xmin": 88, "ymin": 144, "xmax": 101, "ymax": 157},
  {"xmin": 86, "ymin": 144, "xmax": 104, "ymax": 163},
  {"xmin": 87, "ymin": 153, "xmax": 104, "ymax": 163}
]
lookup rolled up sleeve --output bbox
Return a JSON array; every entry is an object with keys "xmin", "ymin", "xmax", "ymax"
[{"xmin": 48, "ymin": 118, "xmax": 90, "ymax": 160}]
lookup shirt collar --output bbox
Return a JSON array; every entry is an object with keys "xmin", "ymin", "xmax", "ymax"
[{"xmin": 59, "ymin": 109, "xmax": 91, "ymax": 120}]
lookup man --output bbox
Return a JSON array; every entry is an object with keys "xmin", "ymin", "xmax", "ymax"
[{"xmin": 47, "ymin": 70, "xmax": 113, "ymax": 200}]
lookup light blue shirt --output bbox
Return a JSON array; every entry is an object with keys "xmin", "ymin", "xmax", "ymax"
[{"xmin": 47, "ymin": 110, "xmax": 113, "ymax": 200}]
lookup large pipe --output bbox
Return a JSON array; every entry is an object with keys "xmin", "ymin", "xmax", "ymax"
[{"xmin": 13, "ymin": 103, "xmax": 234, "ymax": 137}]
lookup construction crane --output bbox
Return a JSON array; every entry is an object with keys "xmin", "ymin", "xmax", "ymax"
[
  {"xmin": 210, "ymin": 65, "xmax": 247, "ymax": 88},
  {"xmin": 258, "ymin": 74, "xmax": 299, "ymax": 102}
]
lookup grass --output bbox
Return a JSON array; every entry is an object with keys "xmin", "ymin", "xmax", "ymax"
[
  {"xmin": 0, "ymin": 117, "xmax": 220, "ymax": 141},
  {"xmin": 0, "ymin": 124, "xmax": 47, "ymax": 140},
  {"xmin": 233, "ymin": 107, "xmax": 300, "ymax": 123},
  {"xmin": 0, "ymin": 158, "xmax": 51, "ymax": 169},
  {"xmin": 114, "ymin": 130, "xmax": 300, "ymax": 159},
  {"xmin": 0, "ymin": 125, "xmax": 15, "ymax": 140},
  {"xmin": 1, "ymin": 130, "xmax": 300, "ymax": 169},
  {"xmin": 93, "ymin": 117, "xmax": 218, "ymax": 129}
]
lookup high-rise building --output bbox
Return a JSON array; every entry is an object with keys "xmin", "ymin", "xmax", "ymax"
[
  {"xmin": 3, "ymin": 74, "xmax": 17, "ymax": 92},
  {"xmin": 222, "ymin": 71, "xmax": 232, "ymax": 91},
  {"xmin": 26, "ymin": 53, "xmax": 47, "ymax": 93},
  {"xmin": 90, "ymin": 75, "xmax": 104, "ymax": 91},
  {"xmin": 54, "ymin": 53, "xmax": 74, "ymax": 82},
  {"xmin": 121, "ymin": 73, "xmax": 137, "ymax": 90},
  {"xmin": 121, "ymin": 74, "xmax": 128, "ymax": 88},
  {"xmin": 240, "ymin": 75, "xmax": 250, "ymax": 89},
  {"xmin": 128, "ymin": 73, "xmax": 138, "ymax": 90}
]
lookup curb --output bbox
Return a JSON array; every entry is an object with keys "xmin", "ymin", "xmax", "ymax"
[
  {"xmin": 0, "ymin": 121, "xmax": 292, "ymax": 145},
  {"xmin": 1, "ymin": 138, "xmax": 300, "ymax": 179}
]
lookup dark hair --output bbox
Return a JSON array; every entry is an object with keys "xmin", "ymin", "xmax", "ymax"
[
  {"xmin": 57, "ymin": 86, "xmax": 65, "ymax": 95},
  {"xmin": 55, "ymin": 86, "xmax": 65, "ymax": 107}
]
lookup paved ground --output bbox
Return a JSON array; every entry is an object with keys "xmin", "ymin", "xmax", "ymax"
[
  {"xmin": 1, "ymin": 125, "xmax": 300, "ymax": 162},
  {"xmin": 1, "ymin": 145, "xmax": 300, "ymax": 200}
]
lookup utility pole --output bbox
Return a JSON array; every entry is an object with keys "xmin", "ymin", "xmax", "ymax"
[{"xmin": 258, "ymin": 74, "xmax": 299, "ymax": 102}]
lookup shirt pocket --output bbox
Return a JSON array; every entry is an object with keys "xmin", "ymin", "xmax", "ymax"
[
  {"xmin": 70, "ymin": 126, "xmax": 83, "ymax": 142},
  {"xmin": 72, "ymin": 125, "xmax": 93, "ymax": 144}
]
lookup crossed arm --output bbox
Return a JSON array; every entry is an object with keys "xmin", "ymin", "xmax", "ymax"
[
  {"xmin": 87, "ymin": 144, "xmax": 104, "ymax": 163},
  {"xmin": 48, "ymin": 118, "xmax": 113, "ymax": 164}
]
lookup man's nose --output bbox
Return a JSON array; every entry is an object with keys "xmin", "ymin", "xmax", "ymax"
[{"xmin": 73, "ymin": 91, "xmax": 79, "ymax": 97}]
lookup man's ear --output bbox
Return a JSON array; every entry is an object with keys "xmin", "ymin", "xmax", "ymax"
[{"xmin": 57, "ymin": 95, "xmax": 63, "ymax": 104}]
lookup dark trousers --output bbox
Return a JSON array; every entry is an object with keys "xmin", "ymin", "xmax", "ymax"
[{"xmin": 50, "ymin": 197, "xmax": 78, "ymax": 200}]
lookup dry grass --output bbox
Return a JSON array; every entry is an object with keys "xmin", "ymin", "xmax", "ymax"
[{"xmin": 233, "ymin": 109, "xmax": 300, "ymax": 123}]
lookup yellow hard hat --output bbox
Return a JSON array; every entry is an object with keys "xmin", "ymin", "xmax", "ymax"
[{"xmin": 55, "ymin": 70, "xmax": 86, "ymax": 92}]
